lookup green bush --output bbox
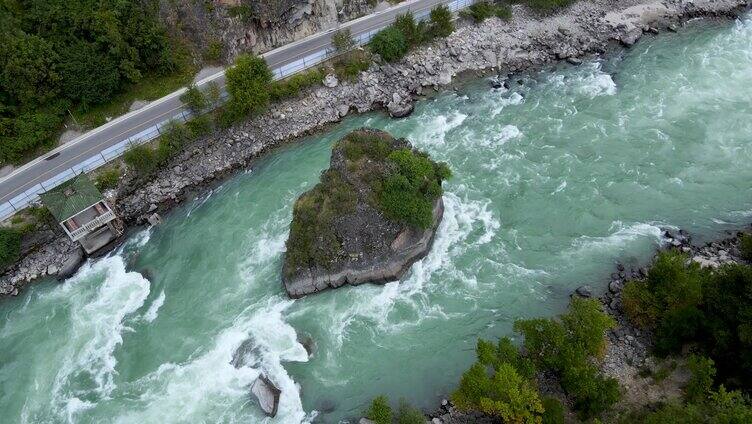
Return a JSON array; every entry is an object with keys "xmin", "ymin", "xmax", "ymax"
[
  {"xmin": 622, "ymin": 251, "xmax": 705, "ymax": 330},
  {"xmin": 366, "ymin": 395, "xmax": 393, "ymax": 424},
  {"xmin": 225, "ymin": 54, "xmax": 273, "ymax": 119},
  {"xmin": 637, "ymin": 386, "xmax": 752, "ymax": 423},
  {"xmin": 204, "ymin": 40, "xmax": 224, "ymax": 62},
  {"xmin": 156, "ymin": 122, "xmax": 193, "ymax": 164},
  {"xmin": 370, "ymin": 26, "xmax": 409, "ymax": 62},
  {"xmin": 429, "ymin": 5, "xmax": 455, "ymax": 38},
  {"xmin": 334, "ymin": 51, "xmax": 372, "ymax": 81},
  {"xmin": 685, "ymin": 355, "xmax": 716, "ymax": 403},
  {"xmin": 396, "ymin": 399, "xmax": 424, "ymax": 424},
  {"xmin": 95, "ymin": 168, "xmax": 121, "ymax": 191},
  {"xmin": 393, "ymin": 12, "xmax": 426, "ymax": 47},
  {"xmin": 739, "ymin": 234, "xmax": 752, "ymax": 261},
  {"xmin": 124, "ymin": 144, "xmax": 157, "ymax": 175},
  {"xmin": 518, "ymin": 0, "xmax": 575, "ymax": 13},
  {"xmin": 332, "ymin": 28, "xmax": 356, "ymax": 52},
  {"xmin": 514, "ymin": 298, "xmax": 619, "ymax": 418},
  {"xmin": 181, "ymin": 84, "xmax": 208, "ymax": 114},
  {"xmin": 463, "ymin": 1, "xmax": 512, "ymax": 22},
  {"xmin": 463, "ymin": 1, "xmax": 497, "ymax": 22},
  {"xmin": 0, "ymin": 228, "xmax": 22, "ymax": 269},
  {"xmin": 269, "ymin": 68, "xmax": 323, "ymax": 100},
  {"xmin": 186, "ymin": 115, "xmax": 213, "ymax": 138},
  {"xmin": 541, "ymin": 397, "xmax": 565, "ymax": 424},
  {"xmin": 377, "ymin": 148, "xmax": 451, "ymax": 229}
]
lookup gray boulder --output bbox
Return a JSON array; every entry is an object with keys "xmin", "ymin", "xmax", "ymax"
[
  {"xmin": 387, "ymin": 101, "xmax": 414, "ymax": 118},
  {"xmin": 323, "ymin": 73, "xmax": 339, "ymax": 88},
  {"xmin": 251, "ymin": 375, "xmax": 281, "ymax": 417},
  {"xmin": 573, "ymin": 285, "xmax": 593, "ymax": 298},
  {"xmin": 57, "ymin": 248, "xmax": 85, "ymax": 281}
]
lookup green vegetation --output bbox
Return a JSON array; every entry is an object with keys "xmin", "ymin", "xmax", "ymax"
[
  {"xmin": 332, "ymin": 28, "xmax": 356, "ymax": 53},
  {"xmin": 364, "ymin": 396, "xmax": 424, "ymax": 424},
  {"xmin": 517, "ymin": 0, "xmax": 576, "ymax": 13},
  {"xmin": 452, "ymin": 298, "xmax": 619, "ymax": 421},
  {"xmin": 622, "ymin": 250, "xmax": 752, "ymax": 391},
  {"xmin": 269, "ymin": 68, "xmax": 324, "ymax": 100},
  {"xmin": 739, "ymin": 233, "xmax": 752, "ymax": 261},
  {"xmin": 365, "ymin": 395, "xmax": 393, "ymax": 424},
  {"xmin": 453, "ymin": 339, "xmax": 544, "ymax": 422},
  {"xmin": 94, "ymin": 168, "xmax": 121, "ymax": 191},
  {"xmin": 370, "ymin": 5, "xmax": 457, "ymax": 63},
  {"xmin": 224, "ymin": 54, "xmax": 274, "ymax": 123},
  {"xmin": 124, "ymin": 117, "xmax": 212, "ymax": 176},
  {"xmin": 0, "ymin": 228, "xmax": 22, "ymax": 269},
  {"xmin": 204, "ymin": 40, "xmax": 225, "ymax": 63},
  {"xmin": 370, "ymin": 26, "xmax": 409, "ymax": 62},
  {"xmin": 285, "ymin": 169, "xmax": 357, "ymax": 274},
  {"xmin": 462, "ymin": 1, "xmax": 512, "ymax": 22},
  {"xmin": 377, "ymin": 148, "xmax": 451, "ymax": 228},
  {"xmin": 541, "ymin": 397, "xmax": 565, "ymax": 424},
  {"xmin": 181, "ymin": 85, "xmax": 209, "ymax": 114},
  {"xmin": 0, "ymin": 0, "xmax": 183, "ymax": 164},
  {"xmin": 429, "ymin": 5, "xmax": 455, "ymax": 38},
  {"xmin": 621, "ymin": 357, "xmax": 752, "ymax": 423}
]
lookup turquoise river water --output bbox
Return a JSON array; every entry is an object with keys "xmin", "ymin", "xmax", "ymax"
[{"xmin": 1, "ymin": 15, "xmax": 752, "ymax": 424}]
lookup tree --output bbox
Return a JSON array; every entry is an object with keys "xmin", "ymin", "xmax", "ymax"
[
  {"xmin": 393, "ymin": 12, "xmax": 423, "ymax": 47},
  {"xmin": 370, "ymin": 26, "xmax": 409, "ymax": 62},
  {"xmin": 181, "ymin": 84, "xmax": 208, "ymax": 114},
  {"xmin": 332, "ymin": 28, "xmax": 355, "ymax": 53},
  {"xmin": 429, "ymin": 5, "xmax": 455, "ymax": 38},
  {"xmin": 225, "ymin": 54, "xmax": 273, "ymax": 118},
  {"xmin": 1, "ymin": 34, "xmax": 61, "ymax": 107}
]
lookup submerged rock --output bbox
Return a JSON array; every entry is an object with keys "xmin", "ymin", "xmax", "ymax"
[
  {"xmin": 251, "ymin": 375, "xmax": 281, "ymax": 417},
  {"xmin": 282, "ymin": 128, "xmax": 449, "ymax": 297}
]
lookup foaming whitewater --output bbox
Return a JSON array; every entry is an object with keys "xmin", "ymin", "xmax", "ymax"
[
  {"xmin": 2, "ymin": 15, "xmax": 752, "ymax": 424},
  {"xmin": 51, "ymin": 256, "xmax": 151, "ymax": 421}
]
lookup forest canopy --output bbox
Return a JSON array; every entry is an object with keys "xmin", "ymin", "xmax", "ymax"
[{"xmin": 0, "ymin": 0, "xmax": 177, "ymax": 164}]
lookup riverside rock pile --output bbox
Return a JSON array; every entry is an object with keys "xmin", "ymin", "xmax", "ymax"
[{"xmin": 2, "ymin": 0, "xmax": 749, "ymax": 297}]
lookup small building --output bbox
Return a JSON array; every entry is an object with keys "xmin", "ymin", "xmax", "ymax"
[{"xmin": 40, "ymin": 174, "xmax": 122, "ymax": 254}]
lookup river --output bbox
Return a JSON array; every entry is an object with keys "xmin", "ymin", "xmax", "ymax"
[{"xmin": 1, "ymin": 15, "xmax": 751, "ymax": 424}]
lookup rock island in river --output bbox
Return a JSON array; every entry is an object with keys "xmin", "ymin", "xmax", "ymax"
[{"xmin": 282, "ymin": 128, "xmax": 450, "ymax": 297}]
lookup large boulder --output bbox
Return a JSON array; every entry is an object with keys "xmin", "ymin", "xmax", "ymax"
[
  {"xmin": 282, "ymin": 129, "xmax": 449, "ymax": 297},
  {"xmin": 57, "ymin": 247, "xmax": 85, "ymax": 280},
  {"xmin": 251, "ymin": 375, "xmax": 281, "ymax": 417}
]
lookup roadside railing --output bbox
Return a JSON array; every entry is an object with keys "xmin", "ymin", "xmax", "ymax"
[{"xmin": 0, "ymin": 0, "xmax": 477, "ymax": 221}]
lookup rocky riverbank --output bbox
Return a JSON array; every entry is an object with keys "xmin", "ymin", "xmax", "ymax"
[{"xmin": 1, "ymin": 0, "xmax": 749, "ymax": 298}]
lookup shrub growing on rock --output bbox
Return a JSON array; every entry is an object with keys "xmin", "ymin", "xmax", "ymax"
[
  {"xmin": 95, "ymin": 168, "xmax": 121, "ymax": 191},
  {"xmin": 541, "ymin": 397, "xmax": 565, "ymax": 424},
  {"xmin": 370, "ymin": 26, "xmax": 409, "ymax": 62},
  {"xmin": 124, "ymin": 144, "xmax": 157, "ymax": 175},
  {"xmin": 366, "ymin": 395, "xmax": 393, "ymax": 424},
  {"xmin": 429, "ymin": 5, "xmax": 455, "ymax": 38}
]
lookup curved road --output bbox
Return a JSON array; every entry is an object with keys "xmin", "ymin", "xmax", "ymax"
[{"xmin": 0, "ymin": 0, "xmax": 459, "ymax": 211}]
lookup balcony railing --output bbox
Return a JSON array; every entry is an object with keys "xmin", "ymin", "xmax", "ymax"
[{"xmin": 69, "ymin": 210, "xmax": 116, "ymax": 241}]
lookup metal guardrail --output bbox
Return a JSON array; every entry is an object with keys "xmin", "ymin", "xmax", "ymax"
[{"xmin": 0, "ymin": 0, "xmax": 477, "ymax": 221}]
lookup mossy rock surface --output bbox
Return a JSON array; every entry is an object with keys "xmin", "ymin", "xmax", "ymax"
[{"xmin": 283, "ymin": 128, "xmax": 450, "ymax": 297}]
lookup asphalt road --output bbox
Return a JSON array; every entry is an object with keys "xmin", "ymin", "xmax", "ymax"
[{"xmin": 0, "ymin": 0, "xmax": 456, "ymax": 208}]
